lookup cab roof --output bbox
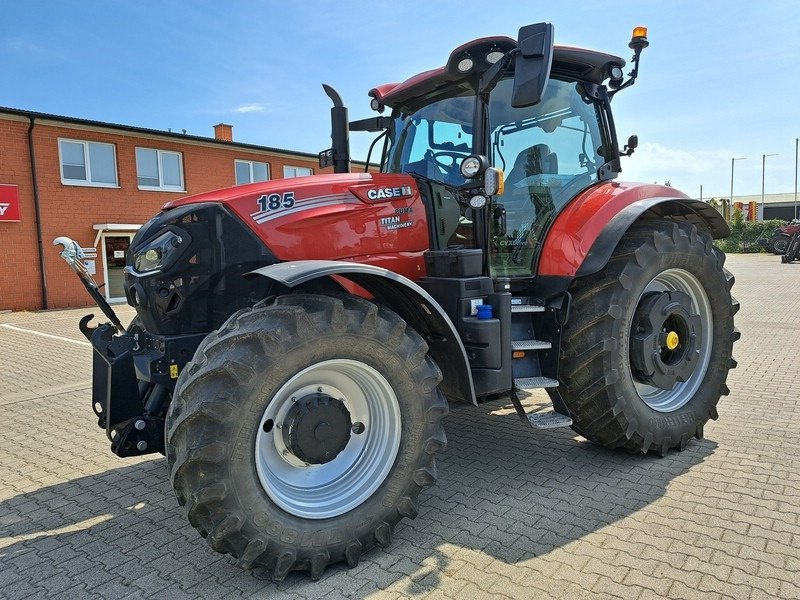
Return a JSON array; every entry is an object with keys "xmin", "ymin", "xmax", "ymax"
[{"xmin": 369, "ymin": 36, "xmax": 625, "ymax": 110}]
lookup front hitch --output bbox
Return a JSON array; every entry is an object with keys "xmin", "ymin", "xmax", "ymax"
[{"xmin": 53, "ymin": 236, "xmax": 127, "ymax": 334}]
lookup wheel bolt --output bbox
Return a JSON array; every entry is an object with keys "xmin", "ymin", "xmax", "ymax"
[
  {"xmin": 317, "ymin": 386, "xmax": 323, "ymax": 393},
  {"xmin": 134, "ymin": 420, "xmax": 146, "ymax": 430},
  {"xmin": 137, "ymin": 441, "xmax": 148, "ymax": 451},
  {"xmin": 281, "ymin": 449, "xmax": 289, "ymax": 457},
  {"xmin": 352, "ymin": 422, "xmax": 365, "ymax": 435}
]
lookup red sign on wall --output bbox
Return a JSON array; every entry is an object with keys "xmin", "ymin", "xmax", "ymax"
[{"xmin": 0, "ymin": 185, "xmax": 21, "ymax": 222}]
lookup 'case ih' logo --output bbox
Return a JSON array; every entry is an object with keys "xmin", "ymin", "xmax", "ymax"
[{"xmin": 366, "ymin": 186, "xmax": 413, "ymax": 200}]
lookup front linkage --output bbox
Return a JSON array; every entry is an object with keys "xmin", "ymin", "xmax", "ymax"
[{"xmin": 54, "ymin": 237, "xmax": 202, "ymax": 457}]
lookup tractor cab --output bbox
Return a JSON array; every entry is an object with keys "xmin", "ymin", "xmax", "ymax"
[{"xmin": 327, "ymin": 23, "xmax": 644, "ymax": 280}]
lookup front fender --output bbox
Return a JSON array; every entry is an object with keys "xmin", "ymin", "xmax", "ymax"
[
  {"xmin": 248, "ymin": 260, "xmax": 476, "ymax": 405},
  {"xmin": 538, "ymin": 182, "xmax": 729, "ymax": 278}
]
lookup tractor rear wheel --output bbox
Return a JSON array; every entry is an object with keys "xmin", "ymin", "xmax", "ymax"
[
  {"xmin": 166, "ymin": 293, "xmax": 446, "ymax": 580},
  {"xmin": 770, "ymin": 234, "xmax": 791, "ymax": 255},
  {"xmin": 557, "ymin": 221, "xmax": 738, "ymax": 455}
]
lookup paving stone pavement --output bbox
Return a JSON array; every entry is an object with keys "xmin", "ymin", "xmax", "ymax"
[{"xmin": 1, "ymin": 254, "xmax": 798, "ymax": 599}]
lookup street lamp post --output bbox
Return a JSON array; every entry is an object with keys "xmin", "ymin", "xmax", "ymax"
[
  {"xmin": 761, "ymin": 153, "xmax": 778, "ymax": 221},
  {"xmin": 730, "ymin": 157, "xmax": 746, "ymax": 221}
]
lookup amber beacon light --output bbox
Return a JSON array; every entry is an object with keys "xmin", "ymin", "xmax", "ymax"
[{"xmin": 629, "ymin": 26, "xmax": 649, "ymax": 50}]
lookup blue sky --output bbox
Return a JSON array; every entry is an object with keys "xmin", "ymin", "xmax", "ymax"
[{"xmin": 2, "ymin": 0, "xmax": 798, "ymax": 199}]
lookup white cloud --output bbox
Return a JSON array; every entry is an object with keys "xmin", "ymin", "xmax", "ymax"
[
  {"xmin": 232, "ymin": 103, "xmax": 270, "ymax": 113},
  {"xmin": 625, "ymin": 142, "xmax": 728, "ymax": 177},
  {"xmin": 621, "ymin": 142, "xmax": 734, "ymax": 193},
  {"xmin": 5, "ymin": 37, "xmax": 47, "ymax": 56}
]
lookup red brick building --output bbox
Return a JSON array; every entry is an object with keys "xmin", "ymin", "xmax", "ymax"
[{"xmin": 0, "ymin": 107, "xmax": 348, "ymax": 311}]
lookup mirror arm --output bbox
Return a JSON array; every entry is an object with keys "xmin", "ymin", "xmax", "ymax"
[{"xmin": 478, "ymin": 49, "xmax": 519, "ymax": 96}]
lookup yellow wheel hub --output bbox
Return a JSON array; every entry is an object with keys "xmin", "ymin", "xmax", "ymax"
[{"xmin": 665, "ymin": 331, "xmax": 680, "ymax": 350}]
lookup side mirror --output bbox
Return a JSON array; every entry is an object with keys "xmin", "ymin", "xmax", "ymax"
[
  {"xmin": 511, "ymin": 23, "xmax": 554, "ymax": 108},
  {"xmin": 622, "ymin": 134, "xmax": 638, "ymax": 157}
]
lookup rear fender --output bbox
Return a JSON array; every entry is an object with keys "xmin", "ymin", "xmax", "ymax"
[
  {"xmin": 248, "ymin": 260, "xmax": 476, "ymax": 405},
  {"xmin": 538, "ymin": 182, "xmax": 730, "ymax": 278}
]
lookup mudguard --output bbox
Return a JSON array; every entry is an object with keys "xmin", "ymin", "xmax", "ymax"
[
  {"xmin": 538, "ymin": 182, "xmax": 730, "ymax": 278},
  {"xmin": 248, "ymin": 260, "xmax": 477, "ymax": 405}
]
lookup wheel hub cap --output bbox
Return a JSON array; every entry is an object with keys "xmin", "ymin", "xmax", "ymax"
[
  {"xmin": 630, "ymin": 290, "xmax": 702, "ymax": 390},
  {"xmin": 283, "ymin": 393, "xmax": 352, "ymax": 464}
]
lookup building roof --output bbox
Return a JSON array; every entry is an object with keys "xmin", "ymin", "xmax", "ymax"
[
  {"xmin": 0, "ymin": 105, "xmax": 370, "ymax": 165},
  {"xmin": 701, "ymin": 192, "xmax": 800, "ymax": 206}
]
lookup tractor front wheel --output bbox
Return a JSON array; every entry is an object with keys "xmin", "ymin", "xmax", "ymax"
[
  {"xmin": 165, "ymin": 293, "xmax": 446, "ymax": 580},
  {"xmin": 557, "ymin": 221, "xmax": 738, "ymax": 455}
]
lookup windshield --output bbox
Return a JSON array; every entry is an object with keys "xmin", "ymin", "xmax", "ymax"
[
  {"xmin": 489, "ymin": 77, "xmax": 606, "ymax": 277},
  {"xmin": 385, "ymin": 95, "xmax": 474, "ymax": 186}
]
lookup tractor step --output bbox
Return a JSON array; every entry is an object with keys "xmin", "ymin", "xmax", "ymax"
[
  {"xmin": 514, "ymin": 376, "xmax": 559, "ymax": 389},
  {"xmin": 512, "ymin": 339, "xmax": 552, "ymax": 351},
  {"xmin": 511, "ymin": 304, "xmax": 545, "ymax": 313},
  {"xmin": 527, "ymin": 411, "xmax": 574, "ymax": 429}
]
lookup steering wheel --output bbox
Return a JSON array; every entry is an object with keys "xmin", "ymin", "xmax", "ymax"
[{"xmin": 430, "ymin": 151, "xmax": 466, "ymax": 179}]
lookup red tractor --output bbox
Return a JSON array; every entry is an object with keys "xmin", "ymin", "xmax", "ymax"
[
  {"xmin": 55, "ymin": 23, "xmax": 738, "ymax": 581},
  {"xmin": 760, "ymin": 221, "xmax": 800, "ymax": 254}
]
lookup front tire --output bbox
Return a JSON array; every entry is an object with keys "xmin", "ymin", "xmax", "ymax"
[
  {"xmin": 166, "ymin": 293, "xmax": 446, "ymax": 580},
  {"xmin": 557, "ymin": 221, "xmax": 739, "ymax": 455}
]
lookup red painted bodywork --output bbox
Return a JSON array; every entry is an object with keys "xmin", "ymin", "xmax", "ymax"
[
  {"xmin": 163, "ymin": 173, "xmax": 430, "ymax": 281},
  {"xmin": 538, "ymin": 182, "xmax": 689, "ymax": 277}
]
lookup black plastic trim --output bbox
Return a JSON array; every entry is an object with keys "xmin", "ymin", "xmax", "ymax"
[{"xmin": 248, "ymin": 260, "xmax": 477, "ymax": 405}]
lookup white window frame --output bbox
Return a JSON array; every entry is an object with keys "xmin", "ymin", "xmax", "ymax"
[
  {"xmin": 235, "ymin": 159, "xmax": 270, "ymax": 185},
  {"xmin": 136, "ymin": 147, "xmax": 185, "ymax": 192},
  {"xmin": 58, "ymin": 138, "xmax": 119, "ymax": 188},
  {"xmin": 283, "ymin": 165, "xmax": 313, "ymax": 178}
]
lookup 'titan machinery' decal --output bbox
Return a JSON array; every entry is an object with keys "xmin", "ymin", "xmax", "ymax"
[{"xmin": 380, "ymin": 206, "xmax": 414, "ymax": 230}]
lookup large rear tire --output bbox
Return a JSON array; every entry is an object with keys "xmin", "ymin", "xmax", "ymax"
[
  {"xmin": 166, "ymin": 293, "xmax": 446, "ymax": 580},
  {"xmin": 557, "ymin": 221, "xmax": 739, "ymax": 455}
]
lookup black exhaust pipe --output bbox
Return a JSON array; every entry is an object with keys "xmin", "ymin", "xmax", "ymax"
[{"xmin": 322, "ymin": 84, "xmax": 350, "ymax": 174}]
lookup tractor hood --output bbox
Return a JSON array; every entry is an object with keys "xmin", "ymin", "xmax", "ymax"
[
  {"xmin": 162, "ymin": 172, "xmax": 379, "ymax": 210},
  {"xmin": 161, "ymin": 171, "xmax": 431, "ymax": 278}
]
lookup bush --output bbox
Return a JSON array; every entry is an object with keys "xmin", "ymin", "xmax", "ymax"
[{"xmin": 716, "ymin": 217, "xmax": 787, "ymax": 253}]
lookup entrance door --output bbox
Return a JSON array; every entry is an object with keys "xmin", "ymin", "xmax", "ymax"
[{"xmin": 102, "ymin": 234, "xmax": 133, "ymax": 302}]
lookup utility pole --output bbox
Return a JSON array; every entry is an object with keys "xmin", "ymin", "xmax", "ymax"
[
  {"xmin": 762, "ymin": 153, "xmax": 778, "ymax": 221},
  {"xmin": 730, "ymin": 157, "xmax": 746, "ymax": 221}
]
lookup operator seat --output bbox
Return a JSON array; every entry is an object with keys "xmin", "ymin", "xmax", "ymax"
[{"xmin": 505, "ymin": 144, "xmax": 558, "ymax": 188}]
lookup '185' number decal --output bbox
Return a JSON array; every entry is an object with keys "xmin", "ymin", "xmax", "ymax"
[{"xmin": 257, "ymin": 192, "xmax": 295, "ymax": 212}]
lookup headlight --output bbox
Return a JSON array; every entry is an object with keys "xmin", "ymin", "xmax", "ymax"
[
  {"xmin": 133, "ymin": 231, "xmax": 184, "ymax": 273},
  {"xmin": 460, "ymin": 154, "xmax": 489, "ymax": 179}
]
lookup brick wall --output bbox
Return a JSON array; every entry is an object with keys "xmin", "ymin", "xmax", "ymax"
[
  {"xmin": 0, "ymin": 117, "xmax": 43, "ymax": 311},
  {"xmin": 0, "ymin": 114, "xmax": 334, "ymax": 311}
]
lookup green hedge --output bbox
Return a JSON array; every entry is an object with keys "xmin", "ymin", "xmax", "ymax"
[{"xmin": 716, "ymin": 215, "xmax": 787, "ymax": 253}]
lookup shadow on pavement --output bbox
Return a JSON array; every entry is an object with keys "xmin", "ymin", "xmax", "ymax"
[{"xmin": 0, "ymin": 398, "xmax": 716, "ymax": 597}]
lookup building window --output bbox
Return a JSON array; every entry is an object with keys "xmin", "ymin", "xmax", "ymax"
[
  {"xmin": 235, "ymin": 160, "xmax": 270, "ymax": 185},
  {"xmin": 283, "ymin": 165, "xmax": 313, "ymax": 178},
  {"xmin": 58, "ymin": 139, "xmax": 118, "ymax": 187},
  {"xmin": 136, "ymin": 148, "xmax": 184, "ymax": 191}
]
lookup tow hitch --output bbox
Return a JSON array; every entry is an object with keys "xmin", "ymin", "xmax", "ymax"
[{"xmin": 53, "ymin": 237, "xmax": 182, "ymax": 457}]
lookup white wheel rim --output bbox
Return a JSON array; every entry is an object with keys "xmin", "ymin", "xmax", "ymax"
[
  {"xmin": 254, "ymin": 359, "xmax": 401, "ymax": 519},
  {"xmin": 630, "ymin": 268, "xmax": 714, "ymax": 413}
]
